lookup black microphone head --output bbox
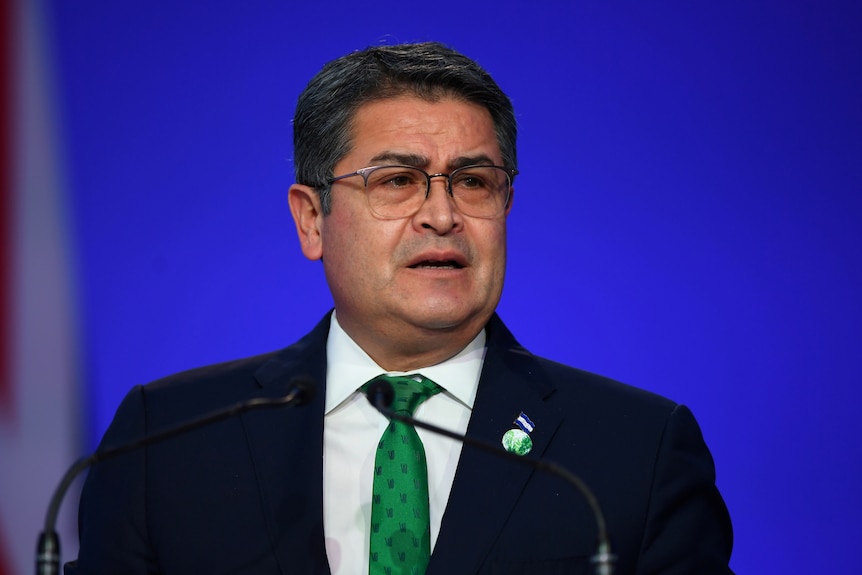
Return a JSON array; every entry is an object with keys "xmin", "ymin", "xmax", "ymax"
[
  {"xmin": 365, "ymin": 378, "xmax": 395, "ymax": 409},
  {"xmin": 286, "ymin": 376, "xmax": 315, "ymax": 407}
]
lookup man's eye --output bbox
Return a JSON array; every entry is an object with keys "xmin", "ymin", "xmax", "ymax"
[
  {"xmin": 370, "ymin": 169, "xmax": 422, "ymax": 189},
  {"xmin": 454, "ymin": 174, "xmax": 488, "ymax": 189},
  {"xmin": 385, "ymin": 175, "xmax": 414, "ymax": 187}
]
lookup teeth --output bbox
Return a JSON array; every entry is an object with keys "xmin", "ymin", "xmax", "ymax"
[{"xmin": 415, "ymin": 261, "xmax": 458, "ymax": 269}]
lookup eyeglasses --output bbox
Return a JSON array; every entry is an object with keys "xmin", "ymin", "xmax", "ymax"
[{"xmin": 326, "ymin": 164, "xmax": 517, "ymax": 219}]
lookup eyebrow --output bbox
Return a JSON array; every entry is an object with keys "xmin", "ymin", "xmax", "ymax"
[
  {"xmin": 369, "ymin": 152, "xmax": 428, "ymax": 167},
  {"xmin": 368, "ymin": 152, "xmax": 498, "ymax": 171}
]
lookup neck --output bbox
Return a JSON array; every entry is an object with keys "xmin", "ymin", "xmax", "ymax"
[{"xmin": 338, "ymin": 317, "xmax": 486, "ymax": 372}]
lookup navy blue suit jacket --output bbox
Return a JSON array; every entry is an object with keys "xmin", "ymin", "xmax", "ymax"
[{"xmin": 67, "ymin": 313, "xmax": 733, "ymax": 574}]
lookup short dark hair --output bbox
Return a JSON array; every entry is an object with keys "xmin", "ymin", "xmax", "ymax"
[{"xmin": 293, "ymin": 42, "xmax": 517, "ymax": 213}]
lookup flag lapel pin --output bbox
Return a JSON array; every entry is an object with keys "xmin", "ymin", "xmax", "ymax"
[{"xmin": 502, "ymin": 412, "xmax": 534, "ymax": 455}]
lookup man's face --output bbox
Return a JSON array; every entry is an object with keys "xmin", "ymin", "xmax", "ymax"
[{"xmin": 290, "ymin": 95, "xmax": 512, "ymax": 367}]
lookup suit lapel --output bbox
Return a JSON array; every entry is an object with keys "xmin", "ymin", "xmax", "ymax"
[
  {"xmin": 241, "ymin": 314, "xmax": 333, "ymax": 574},
  {"xmin": 428, "ymin": 315, "xmax": 563, "ymax": 574},
  {"xmin": 235, "ymin": 313, "xmax": 557, "ymax": 574}
]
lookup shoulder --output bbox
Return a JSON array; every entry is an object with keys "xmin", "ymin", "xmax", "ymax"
[
  {"xmin": 144, "ymin": 349, "xmax": 281, "ymax": 397},
  {"xmin": 486, "ymin": 314, "xmax": 679, "ymax": 420},
  {"xmin": 535, "ymin": 354, "xmax": 678, "ymax": 415},
  {"xmin": 118, "ymin": 313, "xmax": 332, "ymax": 427}
]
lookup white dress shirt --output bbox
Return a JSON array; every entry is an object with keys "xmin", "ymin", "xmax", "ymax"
[{"xmin": 322, "ymin": 313, "xmax": 485, "ymax": 575}]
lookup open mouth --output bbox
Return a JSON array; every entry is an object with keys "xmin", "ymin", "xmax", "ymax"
[{"xmin": 409, "ymin": 260, "xmax": 464, "ymax": 269}]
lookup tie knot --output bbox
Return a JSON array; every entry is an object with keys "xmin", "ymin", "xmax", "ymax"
[{"xmin": 375, "ymin": 374, "xmax": 440, "ymax": 416}]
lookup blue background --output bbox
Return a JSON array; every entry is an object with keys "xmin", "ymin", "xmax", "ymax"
[{"xmin": 46, "ymin": 1, "xmax": 861, "ymax": 573}]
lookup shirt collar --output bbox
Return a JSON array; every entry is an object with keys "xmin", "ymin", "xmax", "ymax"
[{"xmin": 325, "ymin": 312, "xmax": 485, "ymax": 414}]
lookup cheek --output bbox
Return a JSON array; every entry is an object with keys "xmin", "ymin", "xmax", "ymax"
[
  {"xmin": 324, "ymin": 207, "xmax": 364, "ymax": 251},
  {"xmin": 323, "ymin": 212, "xmax": 403, "ymax": 277},
  {"xmin": 485, "ymin": 224, "xmax": 508, "ymax": 264},
  {"xmin": 474, "ymin": 224, "xmax": 508, "ymax": 287},
  {"xmin": 491, "ymin": 229, "xmax": 509, "ymax": 284}
]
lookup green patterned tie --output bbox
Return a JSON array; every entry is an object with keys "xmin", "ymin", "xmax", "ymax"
[{"xmin": 366, "ymin": 374, "xmax": 441, "ymax": 575}]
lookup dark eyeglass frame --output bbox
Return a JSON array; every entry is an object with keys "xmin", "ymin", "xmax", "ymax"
[{"xmin": 325, "ymin": 164, "xmax": 518, "ymax": 219}]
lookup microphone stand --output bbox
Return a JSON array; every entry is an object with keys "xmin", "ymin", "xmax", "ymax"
[
  {"xmin": 36, "ymin": 378, "xmax": 314, "ymax": 575},
  {"xmin": 366, "ymin": 381, "xmax": 616, "ymax": 575}
]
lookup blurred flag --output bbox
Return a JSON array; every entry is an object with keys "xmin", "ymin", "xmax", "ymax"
[{"xmin": 0, "ymin": 0, "xmax": 80, "ymax": 572}]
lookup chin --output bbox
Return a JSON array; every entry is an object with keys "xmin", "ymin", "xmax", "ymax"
[{"xmin": 406, "ymin": 305, "xmax": 490, "ymax": 333}]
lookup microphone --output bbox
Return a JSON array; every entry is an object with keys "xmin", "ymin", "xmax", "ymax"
[
  {"xmin": 365, "ymin": 378, "xmax": 616, "ymax": 575},
  {"xmin": 36, "ymin": 376, "xmax": 315, "ymax": 575}
]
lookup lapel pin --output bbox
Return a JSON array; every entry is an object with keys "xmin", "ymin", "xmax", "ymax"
[{"xmin": 502, "ymin": 412, "xmax": 534, "ymax": 456}]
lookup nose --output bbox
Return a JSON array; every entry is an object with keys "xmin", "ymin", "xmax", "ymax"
[{"xmin": 412, "ymin": 176, "xmax": 460, "ymax": 234}]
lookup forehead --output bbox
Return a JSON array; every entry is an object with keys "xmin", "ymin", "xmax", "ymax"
[{"xmin": 342, "ymin": 95, "xmax": 502, "ymax": 168}]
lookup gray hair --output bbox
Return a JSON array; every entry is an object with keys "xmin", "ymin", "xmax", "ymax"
[{"xmin": 293, "ymin": 42, "xmax": 517, "ymax": 213}]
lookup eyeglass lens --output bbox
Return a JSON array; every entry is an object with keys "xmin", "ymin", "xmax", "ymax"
[{"xmin": 364, "ymin": 166, "xmax": 510, "ymax": 218}]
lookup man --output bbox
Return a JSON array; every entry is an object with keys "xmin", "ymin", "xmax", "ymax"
[{"xmin": 68, "ymin": 42, "xmax": 733, "ymax": 574}]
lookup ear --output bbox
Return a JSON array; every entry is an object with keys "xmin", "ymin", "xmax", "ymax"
[
  {"xmin": 288, "ymin": 184, "xmax": 324, "ymax": 261},
  {"xmin": 505, "ymin": 185, "xmax": 515, "ymax": 216}
]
